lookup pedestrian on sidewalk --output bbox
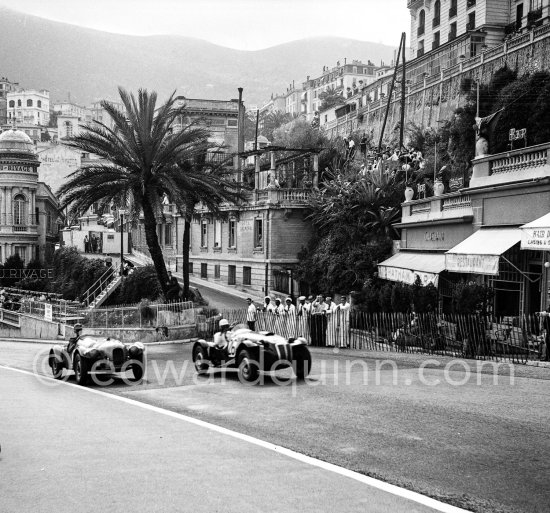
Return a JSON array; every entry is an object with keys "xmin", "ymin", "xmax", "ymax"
[{"xmin": 246, "ymin": 298, "xmax": 257, "ymax": 331}]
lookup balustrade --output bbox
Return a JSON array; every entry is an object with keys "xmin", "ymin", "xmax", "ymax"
[{"xmin": 491, "ymin": 148, "xmax": 548, "ymax": 175}]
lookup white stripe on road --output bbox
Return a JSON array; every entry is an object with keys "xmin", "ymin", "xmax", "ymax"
[{"xmin": 0, "ymin": 364, "xmax": 471, "ymax": 513}]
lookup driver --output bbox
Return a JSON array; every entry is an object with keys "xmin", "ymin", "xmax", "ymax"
[
  {"xmin": 67, "ymin": 323, "xmax": 82, "ymax": 354},
  {"xmin": 212, "ymin": 319, "xmax": 231, "ymax": 365}
]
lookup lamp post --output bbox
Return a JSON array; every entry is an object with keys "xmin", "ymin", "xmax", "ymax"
[{"xmin": 119, "ymin": 209, "xmax": 126, "ymax": 276}]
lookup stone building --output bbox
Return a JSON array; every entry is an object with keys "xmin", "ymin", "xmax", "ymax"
[
  {"xmin": 0, "ymin": 129, "xmax": 59, "ymax": 263},
  {"xmin": 7, "ymin": 89, "xmax": 50, "ymax": 126},
  {"xmin": 379, "ymin": 140, "xmax": 550, "ymax": 317}
]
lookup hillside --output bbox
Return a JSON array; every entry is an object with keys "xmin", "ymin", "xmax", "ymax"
[{"xmin": 0, "ymin": 7, "xmax": 397, "ymax": 107}]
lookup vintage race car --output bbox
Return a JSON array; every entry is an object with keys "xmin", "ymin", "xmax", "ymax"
[
  {"xmin": 49, "ymin": 335, "xmax": 145, "ymax": 385},
  {"xmin": 192, "ymin": 327, "xmax": 311, "ymax": 382}
]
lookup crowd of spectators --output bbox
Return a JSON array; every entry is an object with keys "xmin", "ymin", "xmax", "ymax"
[{"xmin": 244, "ymin": 294, "xmax": 352, "ymax": 347}]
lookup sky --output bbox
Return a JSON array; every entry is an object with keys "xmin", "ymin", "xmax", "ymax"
[{"xmin": 0, "ymin": 0, "xmax": 410, "ymax": 50}]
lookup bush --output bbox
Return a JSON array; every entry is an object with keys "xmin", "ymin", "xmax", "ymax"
[
  {"xmin": 391, "ymin": 282, "xmax": 412, "ymax": 313},
  {"xmin": 451, "ymin": 281, "xmax": 494, "ymax": 315},
  {"xmin": 1, "ymin": 254, "xmax": 25, "ymax": 287},
  {"xmin": 109, "ymin": 265, "xmax": 163, "ymax": 304}
]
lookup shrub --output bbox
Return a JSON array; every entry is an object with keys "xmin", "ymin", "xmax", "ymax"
[
  {"xmin": 1, "ymin": 254, "xmax": 25, "ymax": 287},
  {"xmin": 110, "ymin": 265, "xmax": 163, "ymax": 304}
]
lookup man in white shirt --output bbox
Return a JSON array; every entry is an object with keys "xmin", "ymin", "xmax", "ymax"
[{"xmin": 246, "ymin": 298, "xmax": 257, "ymax": 331}]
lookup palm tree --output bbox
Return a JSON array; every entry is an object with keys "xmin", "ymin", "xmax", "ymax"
[
  {"xmin": 319, "ymin": 86, "xmax": 345, "ymax": 112},
  {"xmin": 172, "ymin": 159, "xmax": 243, "ymax": 300},
  {"xmin": 58, "ymin": 87, "xmax": 213, "ymax": 297}
]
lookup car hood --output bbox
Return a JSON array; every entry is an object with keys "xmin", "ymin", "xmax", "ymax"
[
  {"xmin": 231, "ymin": 328, "xmax": 289, "ymax": 344},
  {"xmin": 78, "ymin": 336, "xmax": 125, "ymax": 351}
]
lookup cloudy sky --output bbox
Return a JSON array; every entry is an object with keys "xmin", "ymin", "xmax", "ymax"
[{"xmin": 0, "ymin": 0, "xmax": 410, "ymax": 50}]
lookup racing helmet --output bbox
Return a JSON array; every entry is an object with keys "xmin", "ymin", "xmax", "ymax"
[{"xmin": 219, "ymin": 319, "xmax": 229, "ymax": 327}]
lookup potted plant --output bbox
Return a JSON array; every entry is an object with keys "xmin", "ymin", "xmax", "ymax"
[{"xmin": 404, "ymin": 180, "xmax": 415, "ymax": 202}]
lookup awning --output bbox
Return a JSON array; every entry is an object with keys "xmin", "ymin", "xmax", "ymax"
[
  {"xmin": 445, "ymin": 228, "xmax": 521, "ymax": 275},
  {"xmin": 378, "ymin": 252, "xmax": 446, "ymax": 287},
  {"xmin": 520, "ymin": 213, "xmax": 550, "ymax": 250}
]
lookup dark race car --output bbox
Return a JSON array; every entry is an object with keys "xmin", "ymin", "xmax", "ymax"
[
  {"xmin": 192, "ymin": 326, "xmax": 311, "ymax": 382},
  {"xmin": 49, "ymin": 335, "xmax": 145, "ymax": 385}
]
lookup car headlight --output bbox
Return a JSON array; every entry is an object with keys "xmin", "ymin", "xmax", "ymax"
[{"xmin": 128, "ymin": 343, "xmax": 144, "ymax": 356}]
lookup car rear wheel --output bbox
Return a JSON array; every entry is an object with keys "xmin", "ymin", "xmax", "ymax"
[
  {"xmin": 293, "ymin": 346, "xmax": 311, "ymax": 379},
  {"xmin": 238, "ymin": 349, "xmax": 259, "ymax": 382},
  {"xmin": 193, "ymin": 346, "xmax": 209, "ymax": 375},
  {"xmin": 74, "ymin": 353, "xmax": 89, "ymax": 386},
  {"xmin": 50, "ymin": 357, "xmax": 64, "ymax": 380}
]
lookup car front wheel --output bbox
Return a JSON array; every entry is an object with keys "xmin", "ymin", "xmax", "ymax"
[
  {"xmin": 193, "ymin": 346, "xmax": 209, "ymax": 375},
  {"xmin": 131, "ymin": 356, "xmax": 144, "ymax": 382},
  {"xmin": 50, "ymin": 357, "xmax": 64, "ymax": 380},
  {"xmin": 74, "ymin": 353, "xmax": 89, "ymax": 386},
  {"xmin": 238, "ymin": 349, "xmax": 259, "ymax": 383},
  {"xmin": 293, "ymin": 346, "xmax": 311, "ymax": 379}
]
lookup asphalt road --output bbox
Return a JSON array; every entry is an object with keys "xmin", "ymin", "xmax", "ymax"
[
  {"xmin": 1, "ymin": 341, "xmax": 549, "ymax": 513},
  {"xmin": 189, "ymin": 279, "xmax": 248, "ymax": 311},
  {"xmin": 1, "ymin": 365, "xmax": 454, "ymax": 513}
]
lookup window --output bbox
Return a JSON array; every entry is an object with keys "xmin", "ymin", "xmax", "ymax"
[
  {"xmin": 214, "ymin": 264, "xmax": 220, "ymax": 279},
  {"xmin": 467, "ymin": 0, "xmax": 476, "ymax": 7},
  {"xmin": 201, "ymin": 263, "xmax": 208, "ymax": 279},
  {"xmin": 353, "ymin": 66, "xmax": 357, "ymax": 74},
  {"xmin": 17, "ymin": 99, "xmax": 21, "ymax": 107},
  {"xmin": 243, "ymin": 266, "xmax": 251, "ymax": 286},
  {"xmin": 449, "ymin": 22, "xmax": 457, "ymax": 41},
  {"xmin": 64, "ymin": 120, "xmax": 73, "ymax": 139},
  {"xmin": 228, "ymin": 265, "xmax": 236, "ymax": 285},
  {"xmin": 201, "ymin": 220, "xmax": 208, "ymax": 247},
  {"xmin": 214, "ymin": 220, "xmax": 222, "ymax": 248},
  {"xmin": 449, "ymin": 0, "xmax": 457, "ymax": 18},
  {"xmin": 37, "ymin": 100, "xmax": 42, "ymax": 108},
  {"xmin": 188, "ymin": 262, "xmax": 194, "ymax": 274},
  {"xmin": 164, "ymin": 224, "xmax": 172, "ymax": 246},
  {"xmin": 228, "ymin": 219, "xmax": 236, "ymax": 248},
  {"xmin": 433, "ymin": 0, "xmax": 440, "ymax": 27},
  {"xmin": 35, "ymin": 207, "xmax": 39, "ymax": 225},
  {"xmin": 227, "ymin": 119, "xmax": 238, "ymax": 127},
  {"xmin": 47, "ymin": 212, "xmax": 52, "ymax": 232},
  {"xmin": 13, "ymin": 246, "xmax": 26, "ymax": 263},
  {"xmin": 27, "ymin": 99, "xmax": 33, "ymax": 107},
  {"xmin": 418, "ymin": 9, "xmax": 425, "ymax": 36},
  {"xmin": 531, "ymin": 0, "xmax": 542, "ymax": 9},
  {"xmin": 13, "ymin": 194, "xmax": 27, "ymax": 226},
  {"xmin": 467, "ymin": 11, "xmax": 476, "ymax": 30},
  {"xmin": 417, "ymin": 40, "xmax": 425, "ymax": 57},
  {"xmin": 8, "ymin": 100, "xmax": 14, "ymax": 108},
  {"xmin": 254, "ymin": 219, "xmax": 263, "ymax": 248},
  {"xmin": 432, "ymin": 31, "xmax": 440, "ymax": 50}
]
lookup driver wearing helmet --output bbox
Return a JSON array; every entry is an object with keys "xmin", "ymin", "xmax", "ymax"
[{"xmin": 212, "ymin": 318, "xmax": 231, "ymax": 366}]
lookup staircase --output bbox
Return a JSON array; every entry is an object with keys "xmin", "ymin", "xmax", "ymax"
[{"xmin": 82, "ymin": 267, "xmax": 122, "ymax": 309}]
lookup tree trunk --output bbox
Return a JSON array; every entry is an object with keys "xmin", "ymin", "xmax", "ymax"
[
  {"xmin": 182, "ymin": 215, "xmax": 191, "ymax": 301},
  {"xmin": 141, "ymin": 197, "xmax": 169, "ymax": 297}
]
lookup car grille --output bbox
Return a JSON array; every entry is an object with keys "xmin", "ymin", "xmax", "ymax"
[{"xmin": 112, "ymin": 348, "xmax": 124, "ymax": 366}]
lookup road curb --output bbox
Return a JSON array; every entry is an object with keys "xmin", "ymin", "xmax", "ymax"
[{"xmin": 0, "ymin": 337, "xmax": 197, "ymax": 346}]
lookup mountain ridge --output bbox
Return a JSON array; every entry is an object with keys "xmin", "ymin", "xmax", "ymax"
[{"xmin": 0, "ymin": 7, "xmax": 397, "ymax": 107}]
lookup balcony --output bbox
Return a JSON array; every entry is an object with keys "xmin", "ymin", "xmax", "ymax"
[
  {"xmin": 432, "ymin": 17, "xmax": 440, "ymax": 28},
  {"xmin": 470, "ymin": 142, "xmax": 550, "ymax": 189},
  {"xmin": 0, "ymin": 214, "xmax": 38, "ymax": 233},
  {"xmin": 417, "ymin": 25, "xmax": 425, "ymax": 37},
  {"xmin": 399, "ymin": 191, "xmax": 473, "ymax": 226},
  {"xmin": 254, "ymin": 188, "xmax": 312, "ymax": 206}
]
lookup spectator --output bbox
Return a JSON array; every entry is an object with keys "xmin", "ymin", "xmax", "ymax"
[
  {"xmin": 165, "ymin": 271, "xmax": 181, "ymax": 302},
  {"xmin": 246, "ymin": 298, "xmax": 257, "ymax": 331},
  {"xmin": 310, "ymin": 295, "xmax": 327, "ymax": 346},
  {"xmin": 360, "ymin": 134, "xmax": 368, "ymax": 158}
]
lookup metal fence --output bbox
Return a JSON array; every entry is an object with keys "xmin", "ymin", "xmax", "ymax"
[
  {"xmin": 80, "ymin": 301, "xmax": 196, "ymax": 329},
  {"xmin": 198, "ymin": 309, "xmax": 549, "ymax": 365}
]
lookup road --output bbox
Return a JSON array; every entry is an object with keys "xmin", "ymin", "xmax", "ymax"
[
  {"xmin": 1, "ymin": 365, "xmax": 458, "ymax": 513},
  {"xmin": 1, "ymin": 341, "xmax": 549, "ymax": 513},
  {"xmin": 189, "ymin": 278, "xmax": 249, "ymax": 311}
]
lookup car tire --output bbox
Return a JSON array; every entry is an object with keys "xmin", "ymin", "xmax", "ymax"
[
  {"xmin": 193, "ymin": 346, "xmax": 209, "ymax": 375},
  {"xmin": 131, "ymin": 356, "xmax": 144, "ymax": 382},
  {"xmin": 238, "ymin": 349, "xmax": 259, "ymax": 382},
  {"xmin": 50, "ymin": 357, "xmax": 64, "ymax": 380},
  {"xmin": 73, "ymin": 353, "xmax": 89, "ymax": 386},
  {"xmin": 293, "ymin": 346, "xmax": 311, "ymax": 379}
]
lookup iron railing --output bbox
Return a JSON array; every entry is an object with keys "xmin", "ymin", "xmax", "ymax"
[
  {"xmin": 81, "ymin": 266, "xmax": 117, "ymax": 307},
  {"xmin": 200, "ymin": 309, "xmax": 549, "ymax": 365}
]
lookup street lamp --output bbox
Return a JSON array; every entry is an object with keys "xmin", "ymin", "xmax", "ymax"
[{"xmin": 119, "ymin": 209, "xmax": 126, "ymax": 276}]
